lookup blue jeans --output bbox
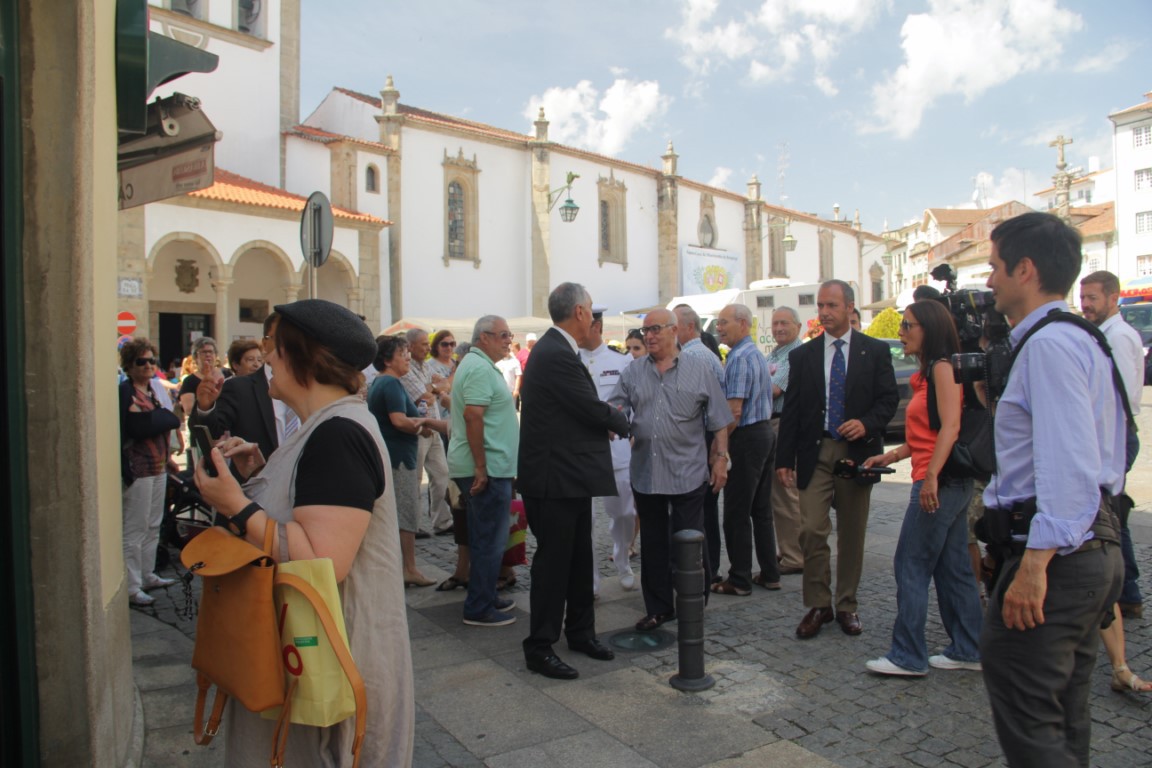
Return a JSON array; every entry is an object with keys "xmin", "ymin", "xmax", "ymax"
[
  {"xmin": 887, "ymin": 477, "xmax": 983, "ymax": 672},
  {"xmin": 458, "ymin": 477, "xmax": 512, "ymax": 619}
]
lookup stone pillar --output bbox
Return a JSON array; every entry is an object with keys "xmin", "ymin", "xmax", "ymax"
[
  {"xmin": 283, "ymin": 282, "xmax": 303, "ymax": 303},
  {"xmin": 377, "ymin": 76, "xmax": 404, "ymax": 319},
  {"xmin": 529, "ymin": 109, "xmax": 552, "ymax": 318},
  {"xmin": 358, "ymin": 227, "xmax": 384, "ymax": 328},
  {"xmin": 279, "ymin": 0, "xmax": 301, "ymax": 187},
  {"xmin": 744, "ymin": 176, "xmax": 764, "ymax": 285},
  {"xmin": 657, "ymin": 141, "xmax": 680, "ymax": 303},
  {"xmin": 117, "ymin": 205, "xmax": 150, "ymax": 338},
  {"xmin": 211, "ymin": 273, "xmax": 233, "ymax": 343}
]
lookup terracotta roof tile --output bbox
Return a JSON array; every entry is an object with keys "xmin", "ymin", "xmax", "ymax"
[
  {"xmin": 1075, "ymin": 203, "xmax": 1115, "ymax": 238},
  {"xmin": 923, "ymin": 208, "xmax": 990, "ymax": 229},
  {"xmin": 332, "ymin": 87, "xmax": 531, "ymax": 142},
  {"xmin": 288, "ymin": 125, "xmax": 393, "ymax": 153},
  {"xmin": 187, "ymin": 169, "xmax": 388, "ymax": 225},
  {"xmin": 1109, "ymin": 93, "xmax": 1152, "ymax": 119}
]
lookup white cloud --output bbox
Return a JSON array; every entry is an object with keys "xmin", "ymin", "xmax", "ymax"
[
  {"xmin": 666, "ymin": 0, "xmax": 884, "ymax": 95},
  {"xmin": 1072, "ymin": 40, "xmax": 1134, "ymax": 74},
  {"xmin": 868, "ymin": 0, "xmax": 1082, "ymax": 139},
  {"xmin": 525, "ymin": 79, "xmax": 671, "ymax": 156},
  {"xmin": 708, "ymin": 166, "xmax": 734, "ymax": 188}
]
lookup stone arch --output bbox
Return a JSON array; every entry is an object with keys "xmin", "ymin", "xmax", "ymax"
[
  {"xmin": 296, "ymin": 249, "xmax": 359, "ymax": 310},
  {"xmin": 146, "ymin": 232, "xmax": 226, "ymax": 369},
  {"xmin": 228, "ymin": 238, "xmax": 297, "ymax": 274},
  {"xmin": 147, "ymin": 231, "xmax": 224, "ymax": 272}
]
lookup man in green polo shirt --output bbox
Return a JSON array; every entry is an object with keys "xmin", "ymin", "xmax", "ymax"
[{"xmin": 448, "ymin": 314, "xmax": 521, "ymax": 627}]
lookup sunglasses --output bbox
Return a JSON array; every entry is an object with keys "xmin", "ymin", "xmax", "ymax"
[
  {"xmin": 484, "ymin": 330, "xmax": 514, "ymax": 340},
  {"xmin": 639, "ymin": 324, "xmax": 674, "ymax": 336},
  {"xmin": 439, "ymin": 341, "xmax": 457, "ymax": 347},
  {"xmin": 135, "ymin": 357, "xmax": 158, "ymax": 367},
  {"xmin": 899, "ymin": 321, "xmax": 921, "ymax": 331}
]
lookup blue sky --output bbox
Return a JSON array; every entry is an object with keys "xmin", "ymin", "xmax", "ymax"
[{"xmin": 300, "ymin": 0, "xmax": 1149, "ymax": 232}]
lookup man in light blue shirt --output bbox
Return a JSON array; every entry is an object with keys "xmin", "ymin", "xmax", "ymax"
[
  {"xmin": 768, "ymin": 307, "xmax": 805, "ymax": 574},
  {"xmin": 979, "ymin": 212, "xmax": 1124, "ymax": 767},
  {"xmin": 713, "ymin": 303, "xmax": 777, "ymax": 596}
]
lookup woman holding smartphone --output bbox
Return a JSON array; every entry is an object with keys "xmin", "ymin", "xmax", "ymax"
[{"xmin": 862, "ymin": 300, "xmax": 984, "ymax": 677}]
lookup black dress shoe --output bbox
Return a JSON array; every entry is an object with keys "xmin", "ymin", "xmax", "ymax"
[
  {"xmin": 526, "ymin": 653, "xmax": 579, "ymax": 680},
  {"xmin": 568, "ymin": 638, "xmax": 615, "ymax": 661}
]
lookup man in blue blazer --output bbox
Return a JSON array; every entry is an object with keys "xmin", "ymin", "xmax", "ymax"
[
  {"xmin": 519, "ymin": 283, "xmax": 631, "ymax": 679},
  {"xmin": 775, "ymin": 280, "xmax": 898, "ymax": 639}
]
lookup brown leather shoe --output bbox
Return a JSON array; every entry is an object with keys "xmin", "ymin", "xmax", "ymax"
[
  {"xmin": 796, "ymin": 607, "xmax": 834, "ymax": 639},
  {"xmin": 778, "ymin": 565, "xmax": 804, "ymax": 575},
  {"xmin": 836, "ymin": 611, "xmax": 863, "ymax": 636}
]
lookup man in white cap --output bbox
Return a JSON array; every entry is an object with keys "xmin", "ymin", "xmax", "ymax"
[
  {"xmin": 517, "ymin": 332, "xmax": 537, "ymax": 372},
  {"xmin": 580, "ymin": 304, "xmax": 636, "ymax": 591}
]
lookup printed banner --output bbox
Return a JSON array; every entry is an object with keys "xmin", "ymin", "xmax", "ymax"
[{"xmin": 681, "ymin": 245, "xmax": 744, "ymax": 294}]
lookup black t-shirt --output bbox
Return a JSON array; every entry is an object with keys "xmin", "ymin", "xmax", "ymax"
[
  {"xmin": 294, "ymin": 417, "xmax": 386, "ymax": 511},
  {"xmin": 179, "ymin": 369, "xmax": 234, "ymax": 397}
]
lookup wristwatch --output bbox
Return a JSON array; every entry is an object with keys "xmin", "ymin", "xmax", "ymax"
[{"xmin": 227, "ymin": 501, "xmax": 262, "ymax": 537}]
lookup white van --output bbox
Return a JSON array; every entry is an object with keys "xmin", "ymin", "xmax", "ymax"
[{"xmin": 668, "ymin": 280, "xmax": 821, "ymax": 355}]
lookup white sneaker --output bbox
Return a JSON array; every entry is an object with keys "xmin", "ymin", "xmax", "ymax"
[
  {"xmin": 865, "ymin": 657, "xmax": 926, "ymax": 677},
  {"xmin": 620, "ymin": 570, "xmax": 636, "ymax": 591},
  {"xmin": 929, "ymin": 654, "xmax": 982, "ymax": 672},
  {"xmin": 129, "ymin": 591, "xmax": 155, "ymax": 607},
  {"xmin": 143, "ymin": 573, "xmax": 177, "ymax": 590}
]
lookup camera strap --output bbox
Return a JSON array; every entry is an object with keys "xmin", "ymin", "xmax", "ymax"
[{"xmin": 1008, "ymin": 309, "xmax": 1137, "ymax": 435}]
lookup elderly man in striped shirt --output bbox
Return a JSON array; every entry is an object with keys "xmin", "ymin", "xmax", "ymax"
[{"xmin": 609, "ymin": 308, "xmax": 733, "ymax": 632}]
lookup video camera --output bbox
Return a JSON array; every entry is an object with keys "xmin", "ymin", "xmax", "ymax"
[{"xmin": 929, "ymin": 264, "xmax": 1012, "ymax": 403}]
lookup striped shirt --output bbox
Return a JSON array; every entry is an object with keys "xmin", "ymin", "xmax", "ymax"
[
  {"xmin": 608, "ymin": 352, "xmax": 733, "ymax": 495},
  {"xmin": 723, "ymin": 336, "xmax": 772, "ymax": 426},
  {"xmin": 768, "ymin": 338, "xmax": 803, "ymax": 415}
]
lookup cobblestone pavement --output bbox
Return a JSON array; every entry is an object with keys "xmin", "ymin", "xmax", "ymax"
[
  {"xmin": 403, "ymin": 468, "xmax": 1152, "ymax": 768},
  {"xmin": 137, "ymin": 404, "xmax": 1152, "ymax": 767}
]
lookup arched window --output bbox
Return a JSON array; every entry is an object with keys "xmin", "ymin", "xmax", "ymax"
[
  {"xmin": 597, "ymin": 171, "xmax": 628, "ymax": 268},
  {"xmin": 365, "ymin": 164, "xmax": 378, "ymax": 193},
  {"xmin": 600, "ymin": 201, "xmax": 610, "ymax": 251},
  {"xmin": 442, "ymin": 148, "xmax": 481, "ymax": 266},
  {"xmin": 447, "ymin": 181, "xmax": 465, "ymax": 261}
]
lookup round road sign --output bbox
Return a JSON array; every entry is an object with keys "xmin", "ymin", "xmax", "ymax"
[{"xmin": 118, "ymin": 311, "xmax": 137, "ymax": 336}]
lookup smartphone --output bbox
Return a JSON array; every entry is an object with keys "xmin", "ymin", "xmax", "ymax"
[{"xmin": 192, "ymin": 425, "xmax": 219, "ymax": 477}]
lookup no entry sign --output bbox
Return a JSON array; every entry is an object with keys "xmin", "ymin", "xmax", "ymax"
[{"xmin": 117, "ymin": 311, "xmax": 137, "ymax": 336}]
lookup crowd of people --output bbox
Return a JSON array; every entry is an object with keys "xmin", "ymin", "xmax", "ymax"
[{"xmin": 116, "ymin": 212, "xmax": 1147, "ymax": 767}]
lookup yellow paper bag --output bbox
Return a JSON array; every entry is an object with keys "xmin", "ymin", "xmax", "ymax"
[{"xmin": 262, "ymin": 558, "xmax": 361, "ymax": 728}]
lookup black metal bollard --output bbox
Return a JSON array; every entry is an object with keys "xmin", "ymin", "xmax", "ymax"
[{"xmin": 669, "ymin": 529, "xmax": 715, "ymax": 692}]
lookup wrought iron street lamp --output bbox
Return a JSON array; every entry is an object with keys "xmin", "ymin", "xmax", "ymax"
[{"xmin": 547, "ymin": 171, "xmax": 580, "ymax": 222}]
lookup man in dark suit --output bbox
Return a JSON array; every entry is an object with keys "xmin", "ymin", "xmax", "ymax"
[
  {"xmin": 775, "ymin": 280, "xmax": 898, "ymax": 639},
  {"xmin": 190, "ymin": 366, "xmax": 279, "ymax": 466},
  {"xmin": 189, "ymin": 315, "xmax": 283, "ymax": 475},
  {"xmin": 519, "ymin": 282, "xmax": 631, "ymax": 679}
]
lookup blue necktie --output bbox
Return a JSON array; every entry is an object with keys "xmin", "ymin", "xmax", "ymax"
[{"xmin": 828, "ymin": 339, "xmax": 846, "ymax": 439}]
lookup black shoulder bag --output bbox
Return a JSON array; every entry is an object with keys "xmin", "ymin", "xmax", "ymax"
[{"xmin": 926, "ymin": 361, "xmax": 995, "ymax": 481}]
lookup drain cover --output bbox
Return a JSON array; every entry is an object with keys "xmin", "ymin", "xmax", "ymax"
[{"xmin": 608, "ymin": 628, "xmax": 676, "ymax": 651}]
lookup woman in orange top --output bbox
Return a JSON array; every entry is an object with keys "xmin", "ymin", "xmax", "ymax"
[{"xmin": 862, "ymin": 300, "xmax": 984, "ymax": 676}]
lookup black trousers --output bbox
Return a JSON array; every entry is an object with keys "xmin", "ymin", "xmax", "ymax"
[
  {"xmin": 980, "ymin": 543, "xmax": 1122, "ymax": 767},
  {"xmin": 702, "ymin": 430, "xmax": 722, "ymax": 579},
  {"xmin": 634, "ymin": 482, "xmax": 709, "ymax": 616},
  {"xmin": 521, "ymin": 496, "xmax": 596, "ymax": 659},
  {"xmin": 722, "ymin": 421, "xmax": 778, "ymax": 590}
]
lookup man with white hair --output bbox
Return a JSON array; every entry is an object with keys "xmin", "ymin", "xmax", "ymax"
[
  {"xmin": 768, "ymin": 307, "xmax": 805, "ymax": 575},
  {"xmin": 713, "ymin": 302, "xmax": 778, "ymax": 596},
  {"xmin": 402, "ymin": 328, "xmax": 453, "ymax": 535}
]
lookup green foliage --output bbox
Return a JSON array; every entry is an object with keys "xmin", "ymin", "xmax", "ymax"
[{"xmin": 865, "ymin": 307, "xmax": 903, "ymax": 339}]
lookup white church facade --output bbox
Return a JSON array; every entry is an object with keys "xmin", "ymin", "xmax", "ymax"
[{"xmin": 123, "ymin": 0, "xmax": 890, "ymax": 366}]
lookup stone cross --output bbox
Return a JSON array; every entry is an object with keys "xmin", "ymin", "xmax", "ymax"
[{"xmin": 1049, "ymin": 135, "xmax": 1073, "ymax": 171}]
